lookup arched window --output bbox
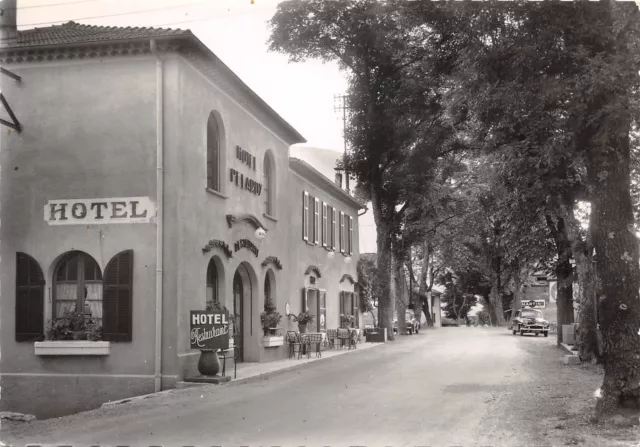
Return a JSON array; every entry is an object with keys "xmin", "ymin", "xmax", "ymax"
[
  {"xmin": 263, "ymin": 151, "xmax": 274, "ymax": 216},
  {"xmin": 15, "ymin": 253, "xmax": 45, "ymax": 341},
  {"xmin": 206, "ymin": 258, "xmax": 219, "ymax": 304},
  {"xmin": 54, "ymin": 251, "xmax": 103, "ymax": 320},
  {"xmin": 207, "ymin": 112, "xmax": 221, "ymax": 192}
]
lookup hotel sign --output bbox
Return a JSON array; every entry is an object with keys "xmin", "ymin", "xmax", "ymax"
[
  {"xmin": 44, "ymin": 197, "xmax": 155, "ymax": 225},
  {"xmin": 190, "ymin": 310, "xmax": 230, "ymax": 350},
  {"xmin": 229, "ymin": 145, "xmax": 262, "ymax": 196}
]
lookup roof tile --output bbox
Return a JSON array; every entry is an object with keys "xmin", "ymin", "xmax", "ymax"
[{"xmin": 15, "ymin": 21, "xmax": 190, "ymax": 48}]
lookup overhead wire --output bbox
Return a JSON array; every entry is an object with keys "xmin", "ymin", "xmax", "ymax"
[
  {"xmin": 3, "ymin": 0, "xmax": 107, "ymax": 10},
  {"xmin": 17, "ymin": 0, "xmax": 215, "ymax": 27}
]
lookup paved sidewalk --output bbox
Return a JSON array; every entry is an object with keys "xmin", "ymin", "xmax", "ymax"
[{"xmin": 102, "ymin": 340, "xmax": 383, "ymax": 408}]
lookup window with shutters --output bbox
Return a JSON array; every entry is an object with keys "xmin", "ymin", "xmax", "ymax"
[
  {"xmin": 54, "ymin": 251, "xmax": 103, "ymax": 322},
  {"xmin": 102, "ymin": 250, "xmax": 134, "ymax": 341},
  {"xmin": 207, "ymin": 112, "xmax": 222, "ymax": 192},
  {"xmin": 322, "ymin": 203, "xmax": 328, "ymax": 247},
  {"xmin": 339, "ymin": 212, "xmax": 345, "ymax": 253},
  {"xmin": 331, "ymin": 207, "xmax": 337, "ymax": 250},
  {"xmin": 307, "ymin": 194, "xmax": 315, "ymax": 243},
  {"xmin": 339, "ymin": 291, "xmax": 358, "ymax": 327},
  {"xmin": 303, "ymin": 287, "xmax": 325, "ymax": 332},
  {"xmin": 303, "ymin": 191, "xmax": 309, "ymax": 241},
  {"xmin": 15, "ymin": 253, "xmax": 45, "ymax": 342},
  {"xmin": 314, "ymin": 198, "xmax": 320, "ymax": 245},
  {"xmin": 206, "ymin": 257, "xmax": 219, "ymax": 304},
  {"xmin": 348, "ymin": 215, "xmax": 354, "ymax": 255}
]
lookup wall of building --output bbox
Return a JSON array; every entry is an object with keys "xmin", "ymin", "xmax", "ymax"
[
  {"xmin": 0, "ymin": 56, "xmax": 159, "ymax": 418},
  {"xmin": 287, "ymin": 170, "xmax": 360, "ymax": 332}
]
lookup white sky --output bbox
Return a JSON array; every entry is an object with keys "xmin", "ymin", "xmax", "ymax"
[{"xmin": 16, "ymin": 0, "xmax": 349, "ymax": 149}]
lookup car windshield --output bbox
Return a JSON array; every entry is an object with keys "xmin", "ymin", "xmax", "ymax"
[{"xmin": 521, "ymin": 310, "xmax": 543, "ymax": 318}]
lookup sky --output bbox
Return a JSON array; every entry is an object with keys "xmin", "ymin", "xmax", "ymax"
[{"xmin": 17, "ymin": 0, "xmax": 349, "ymax": 151}]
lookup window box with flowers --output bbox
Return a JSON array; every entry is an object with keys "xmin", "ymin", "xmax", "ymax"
[
  {"xmin": 34, "ymin": 310, "xmax": 109, "ymax": 356},
  {"xmin": 260, "ymin": 303, "xmax": 284, "ymax": 347}
]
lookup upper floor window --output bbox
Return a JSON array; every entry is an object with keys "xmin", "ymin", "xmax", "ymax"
[
  {"xmin": 322, "ymin": 203, "xmax": 328, "ymax": 247},
  {"xmin": 348, "ymin": 215, "xmax": 354, "ymax": 255},
  {"xmin": 339, "ymin": 211, "xmax": 345, "ymax": 253},
  {"xmin": 264, "ymin": 152, "xmax": 275, "ymax": 216},
  {"xmin": 207, "ymin": 112, "xmax": 221, "ymax": 192},
  {"xmin": 303, "ymin": 191, "xmax": 309, "ymax": 241}
]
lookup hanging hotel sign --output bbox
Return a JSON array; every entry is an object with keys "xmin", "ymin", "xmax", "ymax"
[
  {"xmin": 234, "ymin": 238, "xmax": 259, "ymax": 257},
  {"xmin": 190, "ymin": 310, "xmax": 230, "ymax": 350},
  {"xmin": 229, "ymin": 145, "xmax": 262, "ymax": 196},
  {"xmin": 44, "ymin": 197, "xmax": 155, "ymax": 226}
]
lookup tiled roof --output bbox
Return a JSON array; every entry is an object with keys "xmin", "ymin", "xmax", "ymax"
[{"xmin": 15, "ymin": 21, "xmax": 191, "ymax": 48}]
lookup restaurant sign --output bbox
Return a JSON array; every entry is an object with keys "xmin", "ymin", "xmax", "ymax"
[
  {"xmin": 44, "ymin": 197, "xmax": 155, "ymax": 225},
  {"xmin": 190, "ymin": 310, "xmax": 230, "ymax": 350},
  {"xmin": 523, "ymin": 300, "xmax": 546, "ymax": 309}
]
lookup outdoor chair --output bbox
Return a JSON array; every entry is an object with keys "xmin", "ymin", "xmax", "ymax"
[
  {"xmin": 218, "ymin": 343, "xmax": 238, "ymax": 379},
  {"xmin": 286, "ymin": 331, "xmax": 303, "ymax": 359},
  {"xmin": 302, "ymin": 332, "xmax": 323, "ymax": 359}
]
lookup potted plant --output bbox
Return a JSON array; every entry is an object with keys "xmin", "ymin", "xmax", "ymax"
[
  {"xmin": 290, "ymin": 311, "xmax": 315, "ymax": 334},
  {"xmin": 260, "ymin": 304, "xmax": 284, "ymax": 347},
  {"xmin": 340, "ymin": 313, "xmax": 355, "ymax": 329},
  {"xmin": 35, "ymin": 309, "xmax": 108, "ymax": 356}
]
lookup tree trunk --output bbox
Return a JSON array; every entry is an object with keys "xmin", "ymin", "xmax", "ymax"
[
  {"xmin": 587, "ymin": 100, "xmax": 640, "ymax": 419},
  {"xmin": 554, "ymin": 217, "xmax": 575, "ymax": 346},
  {"xmin": 418, "ymin": 240, "xmax": 434, "ymax": 327},
  {"xmin": 393, "ymin": 252, "xmax": 408, "ymax": 335},
  {"xmin": 574, "ymin": 247, "xmax": 599, "ymax": 362},
  {"xmin": 490, "ymin": 257, "xmax": 505, "ymax": 326},
  {"xmin": 371, "ymin": 190, "xmax": 395, "ymax": 341}
]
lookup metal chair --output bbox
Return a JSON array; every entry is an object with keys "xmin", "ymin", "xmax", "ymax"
[
  {"xmin": 219, "ymin": 344, "xmax": 237, "ymax": 379},
  {"xmin": 286, "ymin": 331, "xmax": 303, "ymax": 359}
]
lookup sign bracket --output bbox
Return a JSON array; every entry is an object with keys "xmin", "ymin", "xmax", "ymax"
[{"xmin": 0, "ymin": 67, "xmax": 21, "ymax": 133}]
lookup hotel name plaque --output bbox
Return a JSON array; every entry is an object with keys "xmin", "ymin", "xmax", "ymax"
[{"xmin": 44, "ymin": 197, "xmax": 155, "ymax": 225}]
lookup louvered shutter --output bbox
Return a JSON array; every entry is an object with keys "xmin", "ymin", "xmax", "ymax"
[
  {"xmin": 349, "ymin": 216, "xmax": 354, "ymax": 255},
  {"xmin": 302, "ymin": 287, "xmax": 309, "ymax": 312},
  {"xmin": 15, "ymin": 253, "xmax": 45, "ymax": 342},
  {"xmin": 303, "ymin": 191, "xmax": 309, "ymax": 241},
  {"xmin": 103, "ymin": 250, "xmax": 133, "ymax": 341}
]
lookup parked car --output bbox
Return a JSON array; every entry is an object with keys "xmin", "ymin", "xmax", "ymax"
[
  {"xmin": 509, "ymin": 308, "xmax": 550, "ymax": 337},
  {"xmin": 393, "ymin": 310, "xmax": 421, "ymax": 334}
]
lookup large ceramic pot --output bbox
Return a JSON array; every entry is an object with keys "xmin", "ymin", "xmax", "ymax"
[
  {"xmin": 198, "ymin": 349, "xmax": 220, "ymax": 376},
  {"xmin": 298, "ymin": 323, "xmax": 307, "ymax": 334}
]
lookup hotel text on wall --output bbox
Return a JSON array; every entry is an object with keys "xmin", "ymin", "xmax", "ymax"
[{"xmin": 44, "ymin": 197, "xmax": 155, "ymax": 225}]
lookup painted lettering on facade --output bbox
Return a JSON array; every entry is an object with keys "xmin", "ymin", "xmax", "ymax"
[
  {"xmin": 190, "ymin": 311, "xmax": 230, "ymax": 350},
  {"xmin": 229, "ymin": 168, "xmax": 262, "ymax": 195},
  {"xmin": 234, "ymin": 238, "xmax": 259, "ymax": 257},
  {"xmin": 44, "ymin": 197, "xmax": 155, "ymax": 225},
  {"xmin": 236, "ymin": 145, "xmax": 256, "ymax": 171}
]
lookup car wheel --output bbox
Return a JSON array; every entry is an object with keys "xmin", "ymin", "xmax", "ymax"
[
  {"xmin": 544, "ymin": 331, "xmax": 549, "ymax": 338},
  {"xmin": 520, "ymin": 329, "xmax": 525, "ymax": 336},
  {"xmin": 512, "ymin": 328, "xmax": 517, "ymax": 335},
  {"xmin": 535, "ymin": 333, "xmax": 539, "ymax": 337}
]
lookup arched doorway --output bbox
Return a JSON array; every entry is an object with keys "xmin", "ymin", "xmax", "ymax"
[{"xmin": 232, "ymin": 262, "xmax": 257, "ymax": 363}]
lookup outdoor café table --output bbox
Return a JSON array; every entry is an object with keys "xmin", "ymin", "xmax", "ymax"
[{"xmin": 300, "ymin": 332, "xmax": 323, "ymax": 358}]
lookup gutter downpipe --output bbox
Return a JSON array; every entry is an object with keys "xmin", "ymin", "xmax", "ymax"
[{"xmin": 151, "ymin": 39, "xmax": 164, "ymax": 393}]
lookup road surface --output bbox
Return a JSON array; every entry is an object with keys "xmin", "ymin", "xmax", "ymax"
[{"xmin": 2, "ymin": 328, "xmax": 555, "ymax": 447}]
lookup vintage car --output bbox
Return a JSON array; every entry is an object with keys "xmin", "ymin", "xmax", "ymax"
[
  {"xmin": 393, "ymin": 310, "xmax": 421, "ymax": 334},
  {"xmin": 510, "ymin": 308, "xmax": 550, "ymax": 337}
]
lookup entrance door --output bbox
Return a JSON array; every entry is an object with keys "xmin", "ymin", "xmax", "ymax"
[{"xmin": 233, "ymin": 271, "xmax": 244, "ymax": 363}]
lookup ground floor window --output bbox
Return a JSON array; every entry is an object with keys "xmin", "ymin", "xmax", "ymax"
[
  {"xmin": 206, "ymin": 258, "xmax": 219, "ymax": 305},
  {"xmin": 15, "ymin": 250, "xmax": 134, "ymax": 342},
  {"xmin": 340, "ymin": 291, "xmax": 359, "ymax": 327},
  {"xmin": 302, "ymin": 287, "xmax": 326, "ymax": 331}
]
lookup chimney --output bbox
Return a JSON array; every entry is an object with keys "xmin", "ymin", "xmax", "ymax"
[{"xmin": 0, "ymin": 0, "xmax": 17, "ymax": 47}]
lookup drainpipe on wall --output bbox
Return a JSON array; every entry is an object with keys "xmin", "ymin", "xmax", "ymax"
[{"xmin": 150, "ymin": 39, "xmax": 164, "ymax": 393}]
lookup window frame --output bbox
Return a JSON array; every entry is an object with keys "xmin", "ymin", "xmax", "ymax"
[
  {"xmin": 314, "ymin": 198, "xmax": 320, "ymax": 245},
  {"xmin": 206, "ymin": 112, "xmax": 221, "ymax": 192},
  {"xmin": 331, "ymin": 207, "xmax": 337, "ymax": 250},
  {"xmin": 206, "ymin": 258, "xmax": 219, "ymax": 304},
  {"xmin": 322, "ymin": 202, "xmax": 328, "ymax": 247},
  {"xmin": 348, "ymin": 215, "xmax": 354, "ymax": 255},
  {"xmin": 303, "ymin": 191, "xmax": 309, "ymax": 241},
  {"xmin": 339, "ymin": 211, "xmax": 345, "ymax": 253},
  {"xmin": 53, "ymin": 251, "xmax": 103, "ymax": 320}
]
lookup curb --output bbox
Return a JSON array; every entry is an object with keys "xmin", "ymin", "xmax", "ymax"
[{"xmin": 102, "ymin": 342, "xmax": 386, "ymax": 408}]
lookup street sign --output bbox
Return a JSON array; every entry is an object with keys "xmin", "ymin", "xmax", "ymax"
[
  {"xmin": 190, "ymin": 310, "xmax": 230, "ymax": 350},
  {"xmin": 523, "ymin": 300, "xmax": 546, "ymax": 309}
]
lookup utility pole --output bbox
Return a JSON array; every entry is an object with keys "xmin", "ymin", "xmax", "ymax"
[{"xmin": 333, "ymin": 94, "xmax": 350, "ymax": 193}]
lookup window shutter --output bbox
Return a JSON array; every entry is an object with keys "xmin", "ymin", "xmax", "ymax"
[
  {"xmin": 349, "ymin": 216, "xmax": 354, "ymax": 255},
  {"xmin": 303, "ymin": 191, "xmax": 309, "ymax": 241},
  {"xmin": 15, "ymin": 253, "xmax": 45, "ymax": 342},
  {"xmin": 339, "ymin": 212, "xmax": 345, "ymax": 253},
  {"xmin": 322, "ymin": 203, "xmax": 328, "ymax": 247},
  {"xmin": 103, "ymin": 250, "xmax": 133, "ymax": 342},
  {"xmin": 314, "ymin": 198, "xmax": 320, "ymax": 245},
  {"xmin": 302, "ymin": 287, "xmax": 309, "ymax": 312}
]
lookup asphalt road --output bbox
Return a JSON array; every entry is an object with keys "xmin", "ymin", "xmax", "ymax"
[{"xmin": 2, "ymin": 327, "xmax": 552, "ymax": 447}]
